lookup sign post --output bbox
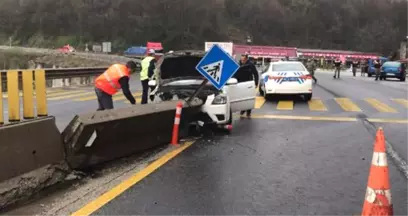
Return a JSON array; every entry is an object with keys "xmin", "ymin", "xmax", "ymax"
[{"xmin": 187, "ymin": 44, "xmax": 240, "ymax": 104}]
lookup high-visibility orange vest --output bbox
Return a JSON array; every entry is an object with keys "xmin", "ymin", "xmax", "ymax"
[{"xmin": 95, "ymin": 64, "xmax": 130, "ymax": 95}]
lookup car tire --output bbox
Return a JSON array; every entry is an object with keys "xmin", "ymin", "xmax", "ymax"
[
  {"xmin": 368, "ymin": 74, "xmax": 372, "ymax": 77},
  {"xmin": 304, "ymin": 93, "xmax": 312, "ymax": 101},
  {"xmin": 259, "ymin": 85, "xmax": 265, "ymax": 96}
]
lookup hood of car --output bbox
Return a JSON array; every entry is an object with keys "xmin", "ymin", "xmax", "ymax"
[{"xmin": 157, "ymin": 50, "xmax": 206, "ymax": 82}]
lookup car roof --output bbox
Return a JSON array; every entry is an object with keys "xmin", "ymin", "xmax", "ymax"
[{"xmin": 271, "ymin": 61, "xmax": 303, "ymax": 65}]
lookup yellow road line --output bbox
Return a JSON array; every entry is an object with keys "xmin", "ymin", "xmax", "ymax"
[
  {"xmin": 47, "ymin": 90, "xmax": 86, "ymax": 98},
  {"xmin": 254, "ymin": 96, "xmax": 266, "ymax": 109},
  {"xmin": 276, "ymin": 101, "xmax": 294, "ymax": 110},
  {"xmin": 367, "ymin": 118, "xmax": 408, "ymax": 124},
  {"xmin": 392, "ymin": 99, "xmax": 408, "ymax": 108},
  {"xmin": 2, "ymin": 89, "xmax": 59, "ymax": 98},
  {"xmin": 334, "ymin": 98, "xmax": 362, "ymax": 112},
  {"xmin": 71, "ymin": 141, "xmax": 194, "ymax": 216},
  {"xmin": 47, "ymin": 92, "xmax": 95, "ymax": 101},
  {"xmin": 244, "ymin": 114, "xmax": 407, "ymax": 124},
  {"xmin": 249, "ymin": 114, "xmax": 357, "ymax": 122},
  {"xmin": 365, "ymin": 98, "xmax": 397, "ymax": 113},
  {"xmin": 308, "ymin": 99, "xmax": 327, "ymax": 111},
  {"xmin": 113, "ymin": 92, "xmax": 142, "ymax": 101}
]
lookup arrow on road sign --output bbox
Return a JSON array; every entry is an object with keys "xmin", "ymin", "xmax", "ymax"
[{"xmin": 195, "ymin": 44, "xmax": 240, "ymax": 90}]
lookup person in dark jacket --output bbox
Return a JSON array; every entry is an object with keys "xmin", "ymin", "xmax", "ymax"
[
  {"xmin": 374, "ymin": 59, "xmax": 382, "ymax": 81},
  {"xmin": 352, "ymin": 59, "xmax": 359, "ymax": 77},
  {"xmin": 333, "ymin": 58, "xmax": 342, "ymax": 79},
  {"xmin": 237, "ymin": 54, "xmax": 259, "ymax": 117}
]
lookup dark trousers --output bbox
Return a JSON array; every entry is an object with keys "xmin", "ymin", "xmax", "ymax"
[
  {"xmin": 375, "ymin": 68, "xmax": 381, "ymax": 80},
  {"xmin": 95, "ymin": 87, "xmax": 113, "ymax": 111},
  {"xmin": 334, "ymin": 67, "xmax": 341, "ymax": 78},
  {"xmin": 352, "ymin": 67, "xmax": 357, "ymax": 76},
  {"xmin": 240, "ymin": 110, "xmax": 252, "ymax": 116},
  {"xmin": 141, "ymin": 79, "xmax": 149, "ymax": 104},
  {"xmin": 311, "ymin": 70, "xmax": 317, "ymax": 83}
]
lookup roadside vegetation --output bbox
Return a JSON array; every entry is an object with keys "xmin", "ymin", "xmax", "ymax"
[{"xmin": 0, "ymin": 0, "xmax": 406, "ymax": 55}]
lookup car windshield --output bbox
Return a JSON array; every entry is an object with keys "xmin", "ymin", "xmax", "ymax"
[
  {"xmin": 383, "ymin": 62, "xmax": 401, "ymax": 67},
  {"xmin": 272, "ymin": 63, "xmax": 305, "ymax": 71}
]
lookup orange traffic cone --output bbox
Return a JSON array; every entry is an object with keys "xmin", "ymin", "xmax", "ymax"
[{"xmin": 361, "ymin": 127, "xmax": 393, "ymax": 216}]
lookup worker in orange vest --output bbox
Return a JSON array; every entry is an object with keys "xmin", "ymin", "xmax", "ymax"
[{"xmin": 94, "ymin": 61, "xmax": 137, "ymax": 110}]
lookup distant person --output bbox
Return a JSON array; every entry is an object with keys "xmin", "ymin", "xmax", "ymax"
[
  {"xmin": 352, "ymin": 59, "xmax": 359, "ymax": 77},
  {"xmin": 306, "ymin": 59, "xmax": 317, "ymax": 83},
  {"xmin": 374, "ymin": 59, "xmax": 382, "ymax": 81},
  {"xmin": 238, "ymin": 54, "xmax": 259, "ymax": 117},
  {"xmin": 361, "ymin": 59, "xmax": 368, "ymax": 76},
  {"xmin": 140, "ymin": 49, "xmax": 157, "ymax": 104},
  {"xmin": 333, "ymin": 58, "xmax": 342, "ymax": 79},
  {"xmin": 94, "ymin": 61, "xmax": 137, "ymax": 111}
]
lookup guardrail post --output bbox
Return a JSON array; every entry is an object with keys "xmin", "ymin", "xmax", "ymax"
[
  {"xmin": 22, "ymin": 70, "xmax": 35, "ymax": 119},
  {"xmin": 35, "ymin": 69, "xmax": 47, "ymax": 117},
  {"xmin": 0, "ymin": 72, "xmax": 3, "ymax": 125},
  {"xmin": 7, "ymin": 70, "xmax": 20, "ymax": 122}
]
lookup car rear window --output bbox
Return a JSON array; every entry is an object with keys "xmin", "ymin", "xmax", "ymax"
[
  {"xmin": 272, "ymin": 63, "xmax": 305, "ymax": 71},
  {"xmin": 383, "ymin": 62, "xmax": 401, "ymax": 67}
]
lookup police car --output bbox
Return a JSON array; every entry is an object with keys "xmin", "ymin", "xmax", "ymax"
[
  {"xmin": 259, "ymin": 61, "xmax": 313, "ymax": 101},
  {"xmin": 148, "ymin": 50, "xmax": 256, "ymax": 128}
]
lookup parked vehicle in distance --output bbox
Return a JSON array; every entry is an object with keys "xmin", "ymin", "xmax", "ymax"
[
  {"xmin": 259, "ymin": 61, "xmax": 313, "ymax": 101},
  {"xmin": 367, "ymin": 57, "xmax": 387, "ymax": 77},
  {"xmin": 380, "ymin": 61, "xmax": 406, "ymax": 81}
]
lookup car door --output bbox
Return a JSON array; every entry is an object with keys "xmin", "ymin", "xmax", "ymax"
[{"xmin": 223, "ymin": 65, "xmax": 256, "ymax": 112}]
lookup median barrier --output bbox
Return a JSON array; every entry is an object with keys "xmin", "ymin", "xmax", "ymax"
[
  {"xmin": 62, "ymin": 99, "xmax": 203, "ymax": 169},
  {"xmin": 0, "ymin": 117, "xmax": 64, "ymax": 182}
]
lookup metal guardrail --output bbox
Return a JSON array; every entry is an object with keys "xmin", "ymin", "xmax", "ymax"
[{"xmin": 0, "ymin": 67, "xmax": 108, "ymax": 83}]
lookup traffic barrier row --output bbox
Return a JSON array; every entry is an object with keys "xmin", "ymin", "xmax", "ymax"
[
  {"xmin": 62, "ymin": 99, "xmax": 203, "ymax": 169},
  {"xmin": 0, "ymin": 69, "xmax": 48, "ymax": 125},
  {"xmin": 0, "ymin": 117, "xmax": 63, "ymax": 182}
]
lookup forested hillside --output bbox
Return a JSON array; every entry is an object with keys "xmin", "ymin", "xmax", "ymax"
[{"xmin": 0, "ymin": 0, "xmax": 406, "ymax": 55}]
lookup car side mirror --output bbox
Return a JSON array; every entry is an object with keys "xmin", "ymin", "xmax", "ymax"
[
  {"xmin": 226, "ymin": 78, "xmax": 238, "ymax": 85},
  {"xmin": 148, "ymin": 80, "xmax": 157, "ymax": 87}
]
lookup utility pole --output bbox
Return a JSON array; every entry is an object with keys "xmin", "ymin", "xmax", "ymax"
[{"xmin": 400, "ymin": 37, "xmax": 407, "ymax": 60}]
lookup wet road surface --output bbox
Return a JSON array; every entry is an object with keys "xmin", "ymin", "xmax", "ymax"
[{"xmin": 74, "ymin": 70, "xmax": 407, "ymax": 215}]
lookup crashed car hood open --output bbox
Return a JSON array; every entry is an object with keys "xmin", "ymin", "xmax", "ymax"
[{"xmin": 156, "ymin": 50, "xmax": 206, "ymax": 82}]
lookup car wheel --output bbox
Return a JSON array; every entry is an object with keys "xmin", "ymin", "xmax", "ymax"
[
  {"xmin": 304, "ymin": 93, "xmax": 312, "ymax": 101},
  {"xmin": 259, "ymin": 85, "xmax": 265, "ymax": 96},
  {"xmin": 368, "ymin": 74, "xmax": 372, "ymax": 77}
]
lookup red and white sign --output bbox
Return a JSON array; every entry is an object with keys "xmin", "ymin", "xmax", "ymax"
[
  {"xmin": 147, "ymin": 42, "xmax": 163, "ymax": 51},
  {"xmin": 233, "ymin": 45, "xmax": 297, "ymax": 58},
  {"xmin": 205, "ymin": 42, "xmax": 234, "ymax": 56}
]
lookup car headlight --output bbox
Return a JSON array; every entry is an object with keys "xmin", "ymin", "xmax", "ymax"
[{"xmin": 212, "ymin": 95, "xmax": 228, "ymax": 105}]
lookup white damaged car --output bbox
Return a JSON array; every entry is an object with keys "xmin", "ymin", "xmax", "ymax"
[{"xmin": 148, "ymin": 50, "xmax": 256, "ymax": 129}]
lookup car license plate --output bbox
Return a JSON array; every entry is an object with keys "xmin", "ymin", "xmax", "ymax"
[
  {"xmin": 286, "ymin": 77, "xmax": 298, "ymax": 81},
  {"xmin": 387, "ymin": 73, "xmax": 395, "ymax": 76}
]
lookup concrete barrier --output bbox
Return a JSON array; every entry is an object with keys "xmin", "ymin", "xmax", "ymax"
[
  {"xmin": 62, "ymin": 99, "xmax": 203, "ymax": 169},
  {"xmin": 0, "ymin": 117, "xmax": 64, "ymax": 182}
]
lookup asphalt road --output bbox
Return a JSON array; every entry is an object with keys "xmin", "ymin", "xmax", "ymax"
[{"xmin": 79, "ymin": 70, "xmax": 406, "ymax": 215}]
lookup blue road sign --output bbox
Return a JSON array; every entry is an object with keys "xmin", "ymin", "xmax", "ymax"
[{"xmin": 195, "ymin": 44, "xmax": 240, "ymax": 90}]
